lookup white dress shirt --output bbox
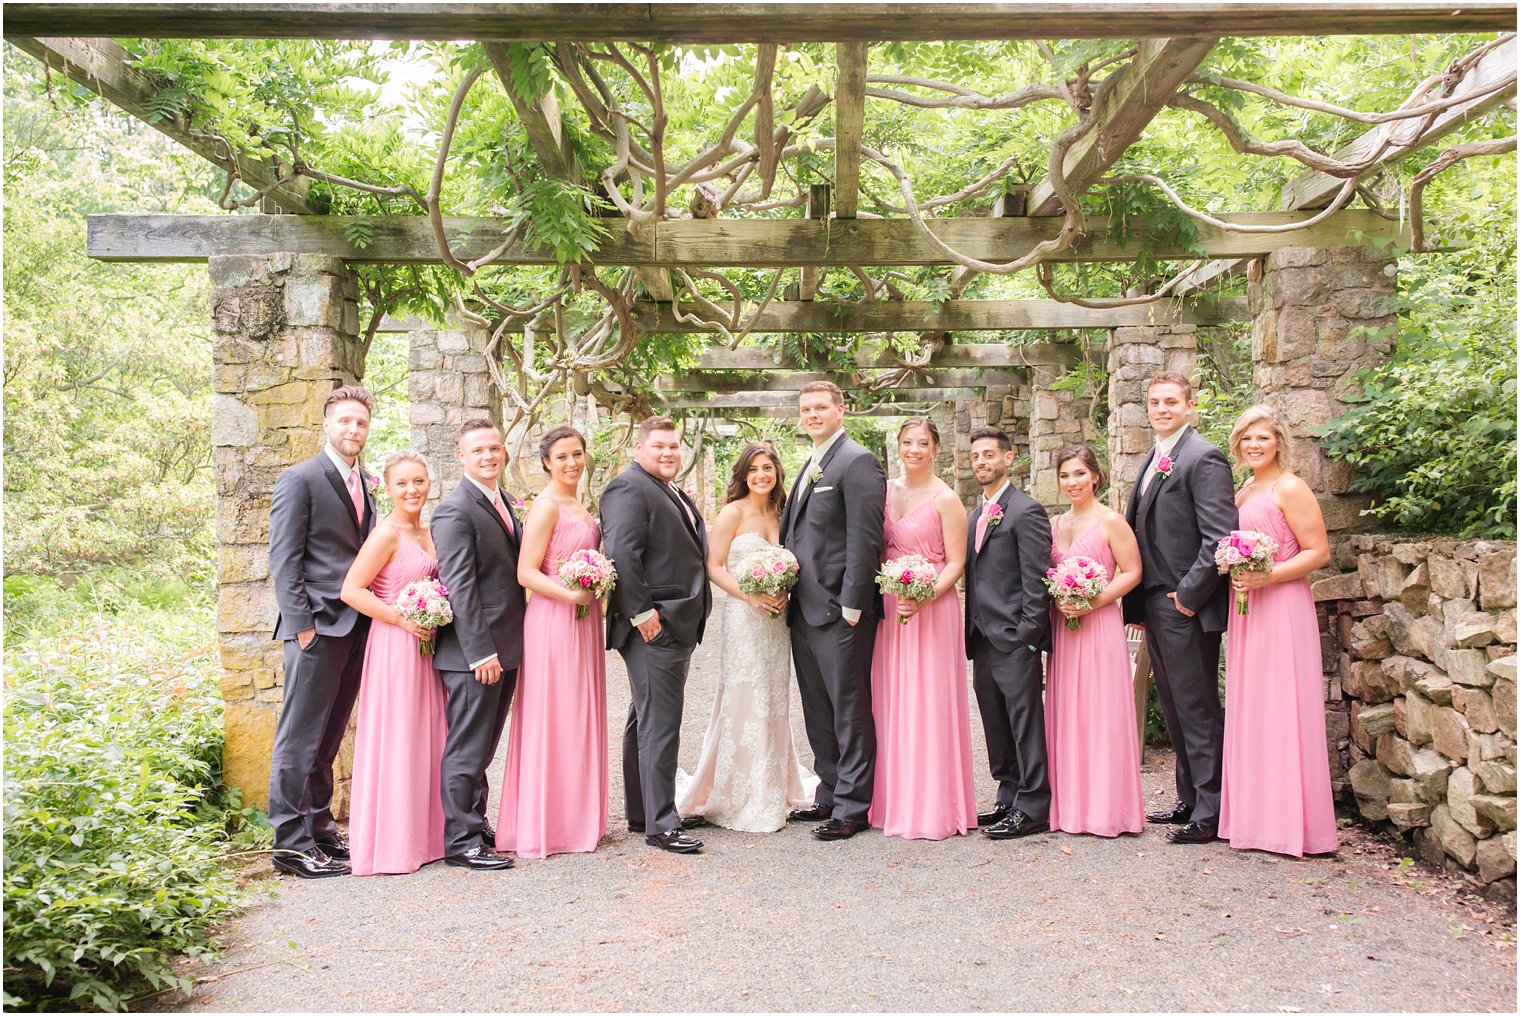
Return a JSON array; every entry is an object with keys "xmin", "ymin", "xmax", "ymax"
[{"xmin": 1141, "ymin": 425, "xmax": 1190, "ymax": 495}]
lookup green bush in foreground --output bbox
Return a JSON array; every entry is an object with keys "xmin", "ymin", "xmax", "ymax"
[{"xmin": 3, "ymin": 607, "xmax": 249, "ymax": 1011}]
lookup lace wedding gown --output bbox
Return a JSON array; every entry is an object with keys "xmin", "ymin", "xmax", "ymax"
[{"xmin": 676, "ymin": 531, "xmax": 818, "ymax": 832}]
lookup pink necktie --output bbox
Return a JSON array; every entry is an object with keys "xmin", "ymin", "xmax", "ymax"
[
  {"xmin": 346, "ymin": 470, "xmax": 364, "ymax": 524},
  {"xmin": 975, "ymin": 508, "xmax": 990, "ymax": 552},
  {"xmin": 492, "ymin": 490, "xmax": 515, "ymax": 535},
  {"xmin": 671, "ymin": 485, "xmax": 697, "ymax": 529}
]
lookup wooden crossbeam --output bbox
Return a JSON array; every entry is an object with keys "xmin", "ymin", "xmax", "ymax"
[
  {"xmin": 8, "ymin": 36, "xmax": 315, "ymax": 213},
  {"xmin": 6, "ymin": 4, "xmax": 1514, "ymax": 42},
  {"xmin": 1175, "ymin": 34, "xmax": 1517, "ymax": 295},
  {"xmin": 655, "ymin": 368, "xmax": 1025, "ymax": 393},
  {"xmin": 694, "ymin": 342, "xmax": 1086, "ymax": 370},
  {"xmin": 832, "ymin": 43, "xmax": 868, "ymax": 220},
  {"xmin": 87, "ymin": 210, "xmax": 1415, "ymax": 265}
]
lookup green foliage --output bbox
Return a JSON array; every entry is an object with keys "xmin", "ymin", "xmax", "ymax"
[{"xmin": 3, "ymin": 607, "xmax": 257, "ymax": 1011}]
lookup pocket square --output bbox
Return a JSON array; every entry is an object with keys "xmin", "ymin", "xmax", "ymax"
[{"xmin": 813, "ymin": 485, "xmax": 835, "ymax": 493}]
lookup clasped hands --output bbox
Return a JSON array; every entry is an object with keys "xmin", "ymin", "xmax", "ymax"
[{"xmin": 745, "ymin": 591, "xmax": 788, "ymax": 615}]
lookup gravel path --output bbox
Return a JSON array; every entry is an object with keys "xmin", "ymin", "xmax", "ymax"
[{"xmin": 165, "ymin": 601, "xmax": 1515, "ymax": 1012}]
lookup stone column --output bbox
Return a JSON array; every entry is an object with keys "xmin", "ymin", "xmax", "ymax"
[
  {"xmin": 210, "ymin": 253, "xmax": 363, "ymax": 809},
  {"xmin": 1251, "ymin": 246, "xmax": 1398, "ymax": 531},
  {"xmin": 408, "ymin": 321, "xmax": 503, "ymax": 503},
  {"xmin": 1029, "ymin": 363, "xmax": 1103, "ymax": 510},
  {"xmin": 944, "ymin": 378, "xmax": 1031, "ymax": 512},
  {"xmin": 1106, "ymin": 323, "xmax": 1198, "ymax": 509}
]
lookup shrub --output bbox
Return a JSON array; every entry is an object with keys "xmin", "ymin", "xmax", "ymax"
[{"xmin": 3, "ymin": 607, "xmax": 248, "ymax": 1011}]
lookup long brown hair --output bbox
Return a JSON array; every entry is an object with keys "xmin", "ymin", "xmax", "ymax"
[{"xmin": 724, "ymin": 442, "xmax": 787, "ymax": 514}]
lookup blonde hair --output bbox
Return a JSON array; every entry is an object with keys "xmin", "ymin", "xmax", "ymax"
[
  {"xmin": 1228, "ymin": 404, "xmax": 1292, "ymax": 472},
  {"xmin": 381, "ymin": 449, "xmax": 429, "ymax": 482}
]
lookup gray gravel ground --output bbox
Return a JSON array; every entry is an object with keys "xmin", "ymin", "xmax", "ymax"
[{"xmin": 164, "ymin": 601, "xmax": 1516, "ymax": 1012}]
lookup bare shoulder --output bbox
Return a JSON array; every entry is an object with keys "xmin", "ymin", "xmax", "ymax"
[
  {"xmin": 933, "ymin": 484, "xmax": 964, "ymax": 514},
  {"xmin": 529, "ymin": 495, "xmax": 561, "ymax": 520},
  {"xmin": 1274, "ymin": 472, "xmax": 1317, "ymax": 506},
  {"xmin": 363, "ymin": 521, "xmax": 402, "ymax": 551}
]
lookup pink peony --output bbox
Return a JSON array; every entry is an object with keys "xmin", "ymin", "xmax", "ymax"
[{"xmin": 901, "ymin": 570, "xmax": 914, "ymax": 584}]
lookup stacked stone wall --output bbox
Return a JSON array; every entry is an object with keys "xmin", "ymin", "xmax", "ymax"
[
  {"xmin": 407, "ymin": 324, "xmax": 503, "ymax": 502},
  {"xmin": 947, "ymin": 383, "xmax": 1032, "ymax": 510},
  {"xmin": 1312, "ymin": 535, "xmax": 1517, "ymax": 895},
  {"xmin": 1029, "ymin": 363, "xmax": 1102, "ymax": 509}
]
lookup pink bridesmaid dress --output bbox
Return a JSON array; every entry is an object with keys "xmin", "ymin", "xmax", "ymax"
[
  {"xmin": 1220, "ymin": 482, "xmax": 1338, "ymax": 857},
  {"xmin": 496, "ymin": 511, "xmax": 608, "ymax": 859},
  {"xmin": 349, "ymin": 534, "xmax": 448, "ymax": 875},
  {"xmin": 869, "ymin": 499, "xmax": 976, "ymax": 840},
  {"xmin": 1045, "ymin": 522, "xmax": 1144, "ymax": 837}
]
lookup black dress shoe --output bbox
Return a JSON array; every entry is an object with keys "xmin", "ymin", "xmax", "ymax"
[
  {"xmin": 788, "ymin": 803, "xmax": 831, "ymax": 822},
  {"xmin": 315, "ymin": 835, "xmax": 350, "ymax": 861},
  {"xmin": 272, "ymin": 848, "xmax": 350, "ymax": 879},
  {"xmin": 645, "ymin": 830, "xmax": 703, "ymax": 853},
  {"xmin": 480, "ymin": 823, "xmax": 496, "ymax": 844},
  {"xmin": 1146, "ymin": 801, "xmax": 1194, "ymax": 825},
  {"xmin": 627, "ymin": 815, "xmax": 706, "ymax": 834},
  {"xmin": 443, "ymin": 844, "xmax": 514, "ymax": 870},
  {"xmin": 977, "ymin": 804, "xmax": 1012, "ymax": 827},
  {"xmin": 812, "ymin": 817, "xmax": 869, "ymax": 841},
  {"xmin": 982, "ymin": 811, "xmax": 1050, "ymax": 840},
  {"xmin": 1167, "ymin": 821, "xmax": 1219, "ymax": 844}
]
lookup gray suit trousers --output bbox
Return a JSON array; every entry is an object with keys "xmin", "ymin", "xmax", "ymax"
[
  {"xmin": 791, "ymin": 615, "xmax": 878, "ymax": 823},
  {"xmin": 618, "ymin": 632, "xmax": 695, "ymax": 836},
  {"xmin": 438, "ymin": 666, "xmax": 515, "ymax": 855},
  {"xmin": 1144, "ymin": 587, "xmax": 1225, "ymax": 825},
  {"xmin": 970, "ymin": 631, "xmax": 1050, "ymax": 822}
]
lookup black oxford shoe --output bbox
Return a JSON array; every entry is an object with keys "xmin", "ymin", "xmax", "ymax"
[
  {"xmin": 646, "ymin": 830, "xmax": 704, "ymax": 854},
  {"xmin": 982, "ymin": 811, "xmax": 1050, "ymax": 840},
  {"xmin": 480, "ymin": 822, "xmax": 496, "ymax": 844},
  {"xmin": 1146, "ymin": 801, "xmax": 1194, "ymax": 825},
  {"xmin": 1167, "ymin": 821, "xmax": 1219, "ymax": 845},
  {"xmin": 813, "ymin": 817, "xmax": 869, "ymax": 841},
  {"xmin": 788, "ymin": 803, "xmax": 831, "ymax": 822},
  {"xmin": 444, "ymin": 844, "xmax": 514, "ymax": 870},
  {"xmin": 273, "ymin": 848, "xmax": 350, "ymax": 879},
  {"xmin": 315, "ymin": 835, "xmax": 351, "ymax": 861},
  {"xmin": 977, "ymin": 804, "xmax": 1012, "ymax": 827},
  {"xmin": 628, "ymin": 815, "xmax": 707, "ymax": 834}
]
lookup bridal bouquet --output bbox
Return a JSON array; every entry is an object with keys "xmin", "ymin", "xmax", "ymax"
[
  {"xmin": 1215, "ymin": 529, "xmax": 1278, "ymax": 616},
  {"xmin": 735, "ymin": 545, "xmax": 799, "ymax": 619},
  {"xmin": 558, "ymin": 548, "xmax": 617, "ymax": 619},
  {"xmin": 1044, "ymin": 556, "xmax": 1108, "ymax": 631},
  {"xmin": 876, "ymin": 555, "xmax": 939, "ymax": 625},
  {"xmin": 395, "ymin": 578, "xmax": 453, "ymax": 657}
]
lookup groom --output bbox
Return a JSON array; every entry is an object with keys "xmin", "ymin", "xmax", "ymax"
[
  {"xmin": 1122, "ymin": 372, "xmax": 1238, "ymax": 844},
  {"xmin": 431, "ymin": 418, "xmax": 526, "ymax": 871},
  {"xmin": 781, "ymin": 381, "xmax": 887, "ymax": 841},
  {"xmin": 601, "ymin": 417, "xmax": 712, "ymax": 854}
]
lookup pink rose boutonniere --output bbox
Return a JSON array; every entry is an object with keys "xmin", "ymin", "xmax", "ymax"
[
  {"xmin": 1155, "ymin": 454, "xmax": 1175, "ymax": 480},
  {"xmin": 364, "ymin": 473, "xmax": 384, "ymax": 500},
  {"xmin": 984, "ymin": 503, "xmax": 1005, "ymax": 528}
]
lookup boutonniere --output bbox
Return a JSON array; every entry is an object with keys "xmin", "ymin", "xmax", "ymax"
[
  {"xmin": 1155, "ymin": 454, "xmax": 1175, "ymax": 480},
  {"xmin": 808, "ymin": 464, "xmax": 824, "ymax": 484},
  {"xmin": 364, "ymin": 473, "xmax": 384, "ymax": 500},
  {"xmin": 984, "ymin": 503, "xmax": 1005, "ymax": 528},
  {"xmin": 512, "ymin": 495, "xmax": 528, "ymax": 512}
]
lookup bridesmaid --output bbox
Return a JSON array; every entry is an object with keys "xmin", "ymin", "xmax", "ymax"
[
  {"xmin": 869, "ymin": 417, "xmax": 976, "ymax": 840},
  {"xmin": 496, "ymin": 425, "xmax": 608, "ymax": 859},
  {"xmin": 340, "ymin": 451, "xmax": 447, "ymax": 875},
  {"xmin": 1219, "ymin": 405, "xmax": 1337, "ymax": 857},
  {"xmin": 1044, "ymin": 446, "xmax": 1145, "ymax": 838}
]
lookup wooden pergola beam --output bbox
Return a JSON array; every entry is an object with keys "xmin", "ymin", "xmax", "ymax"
[
  {"xmin": 6, "ymin": 4, "xmax": 1514, "ymax": 42},
  {"xmin": 655, "ymin": 368, "xmax": 1026, "ymax": 393},
  {"xmin": 87, "ymin": 209, "xmax": 1416, "ymax": 265},
  {"xmin": 7, "ymin": 36, "xmax": 316, "ymax": 214},
  {"xmin": 660, "ymin": 388, "xmax": 974, "ymax": 410},
  {"xmin": 832, "ymin": 42, "xmax": 868, "ymax": 220},
  {"xmin": 694, "ymin": 342, "xmax": 1086, "ymax": 370},
  {"xmin": 1028, "ymin": 36, "xmax": 1219, "ymax": 216}
]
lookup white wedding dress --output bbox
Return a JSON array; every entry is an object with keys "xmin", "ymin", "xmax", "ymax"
[{"xmin": 676, "ymin": 531, "xmax": 819, "ymax": 832}]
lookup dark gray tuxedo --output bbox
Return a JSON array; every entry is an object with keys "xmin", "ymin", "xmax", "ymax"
[
  {"xmin": 267, "ymin": 451, "xmax": 375, "ymax": 854},
  {"xmin": 600, "ymin": 463, "xmax": 711, "ymax": 835},
  {"xmin": 965, "ymin": 482, "xmax": 1053, "ymax": 820},
  {"xmin": 1122, "ymin": 425, "xmax": 1239, "ymax": 826},
  {"xmin": 430, "ymin": 477, "xmax": 527, "ymax": 854},
  {"xmin": 779, "ymin": 432, "xmax": 887, "ymax": 824}
]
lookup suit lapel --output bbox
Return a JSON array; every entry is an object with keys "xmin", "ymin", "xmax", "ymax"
[
  {"xmin": 794, "ymin": 433, "xmax": 849, "ymax": 520},
  {"xmin": 635, "ymin": 464, "xmax": 701, "ymax": 547},
  {"xmin": 465, "ymin": 481, "xmax": 516, "ymax": 546},
  {"xmin": 320, "ymin": 456, "xmax": 363, "ymax": 533},
  {"xmin": 975, "ymin": 483, "xmax": 1015, "ymax": 558}
]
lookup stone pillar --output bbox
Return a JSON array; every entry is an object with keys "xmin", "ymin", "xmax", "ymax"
[
  {"xmin": 1251, "ymin": 246, "xmax": 1397, "ymax": 531},
  {"xmin": 943, "ymin": 378, "xmax": 1032, "ymax": 511},
  {"xmin": 1106, "ymin": 324, "xmax": 1197, "ymax": 509},
  {"xmin": 408, "ymin": 321, "xmax": 503, "ymax": 502},
  {"xmin": 1029, "ymin": 363, "xmax": 1103, "ymax": 510},
  {"xmin": 211, "ymin": 253, "xmax": 363, "ymax": 809}
]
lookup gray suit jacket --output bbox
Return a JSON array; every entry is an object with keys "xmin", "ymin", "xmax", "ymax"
[
  {"xmin": 1122, "ymin": 426, "xmax": 1239, "ymax": 633},
  {"xmin": 269, "ymin": 453, "xmax": 376, "ymax": 640},
  {"xmin": 965, "ymin": 484, "xmax": 1053, "ymax": 655},
  {"xmin": 780, "ymin": 433, "xmax": 887, "ymax": 627},
  {"xmin": 600, "ymin": 463, "xmax": 712, "ymax": 651},
  {"xmin": 430, "ymin": 479, "xmax": 527, "ymax": 672}
]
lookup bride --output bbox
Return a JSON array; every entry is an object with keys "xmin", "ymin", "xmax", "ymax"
[{"xmin": 677, "ymin": 442, "xmax": 818, "ymax": 832}]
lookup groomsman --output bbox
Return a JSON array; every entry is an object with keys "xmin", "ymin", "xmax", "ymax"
[
  {"xmin": 964, "ymin": 427, "xmax": 1054, "ymax": 839},
  {"xmin": 431, "ymin": 419, "xmax": 527, "ymax": 870},
  {"xmin": 781, "ymin": 381, "xmax": 887, "ymax": 841},
  {"xmin": 267, "ymin": 385, "xmax": 377, "ymax": 877},
  {"xmin": 1122, "ymin": 372, "xmax": 1238, "ymax": 844},
  {"xmin": 601, "ymin": 417, "xmax": 713, "ymax": 854}
]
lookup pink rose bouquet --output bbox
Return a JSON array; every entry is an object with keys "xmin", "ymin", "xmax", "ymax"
[
  {"xmin": 558, "ymin": 548, "xmax": 617, "ymax": 619},
  {"xmin": 735, "ymin": 545, "xmax": 800, "ymax": 619},
  {"xmin": 876, "ymin": 554, "xmax": 939, "ymax": 625},
  {"xmin": 1215, "ymin": 529, "xmax": 1279, "ymax": 615},
  {"xmin": 1044, "ymin": 555, "xmax": 1109, "ymax": 631},
  {"xmin": 395, "ymin": 578, "xmax": 453, "ymax": 657}
]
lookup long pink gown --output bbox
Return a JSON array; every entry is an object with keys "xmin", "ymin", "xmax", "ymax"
[
  {"xmin": 1045, "ymin": 521, "xmax": 1144, "ymax": 837},
  {"xmin": 496, "ymin": 511, "xmax": 608, "ymax": 859},
  {"xmin": 1220, "ymin": 485, "xmax": 1338, "ymax": 857},
  {"xmin": 349, "ymin": 534, "xmax": 448, "ymax": 875},
  {"xmin": 869, "ymin": 499, "xmax": 976, "ymax": 840}
]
